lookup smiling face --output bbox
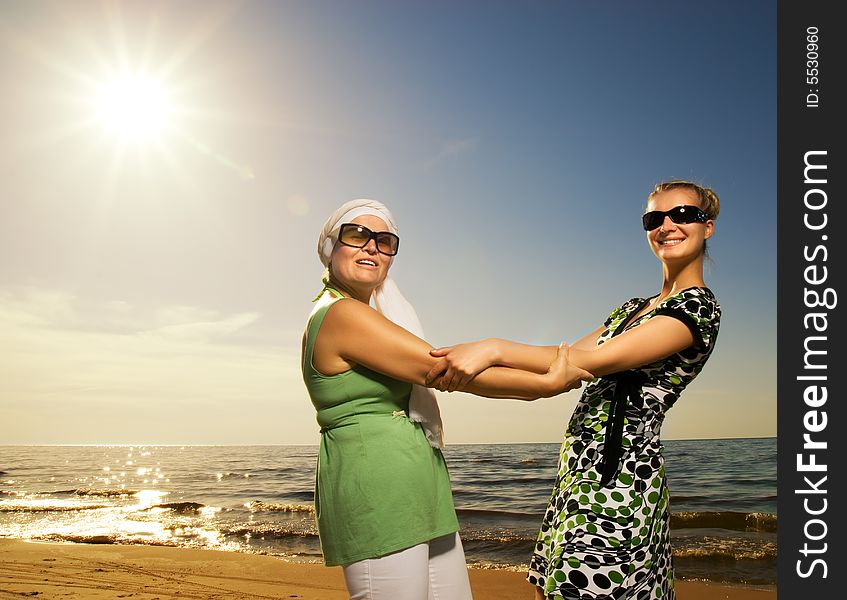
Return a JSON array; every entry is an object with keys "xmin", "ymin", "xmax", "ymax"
[
  {"xmin": 329, "ymin": 214, "xmax": 393, "ymax": 297},
  {"xmin": 645, "ymin": 188, "xmax": 714, "ymax": 265}
]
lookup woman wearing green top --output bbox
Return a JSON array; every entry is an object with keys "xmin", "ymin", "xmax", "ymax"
[{"xmin": 302, "ymin": 199, "xmax": 590, "ymax": 600}]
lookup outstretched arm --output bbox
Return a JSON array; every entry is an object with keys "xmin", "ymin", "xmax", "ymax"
[
  {"xmin": 315, "ymin": 299, "xmax": 587, "ymax": 400},
  {"xmin": 490, "ymin": 315, "xmax": 695, "ymax": 377},
  {"xmin": 425, "ymin": 325, "xmax": 604, "ymax": 392},
  {"xmin": 456, "ymin": 343, "xmax": 588, "ymax": 400},
  {"xmin": 566, "ymin": 316, "xmax": 695, "ymax": 376},
  {"xmin": 426, "ymin": 317, "xmax": 695, "ymax": 390}
]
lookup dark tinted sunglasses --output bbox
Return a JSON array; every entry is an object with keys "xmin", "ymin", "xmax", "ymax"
[
  {"xmin": 338, "ymin": 223, "xmax": 400, "ymax": 256},
  {"xmin": 642, "ymin": 205, "xmax": 709, "ymax": 231}
]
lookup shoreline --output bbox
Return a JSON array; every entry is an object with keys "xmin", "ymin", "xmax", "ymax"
[{"xmin": 0, "ymin": 538, "xmax": 776, "ymax": 599}]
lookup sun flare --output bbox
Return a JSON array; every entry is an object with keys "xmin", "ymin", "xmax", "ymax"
[{"xmin": 93, "ymin": 73, "xmax": 173, "ymax": 142}]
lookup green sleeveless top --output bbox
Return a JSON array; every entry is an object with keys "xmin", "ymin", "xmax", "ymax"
[{"xmin": 302, "ymin": 289, "xmax": 459, "ymax": 566}]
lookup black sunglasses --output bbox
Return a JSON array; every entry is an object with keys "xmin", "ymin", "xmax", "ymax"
[
  {"xmin": 338, "ymin": 223, "xmax": 400, "ymax": 256},
  {"xmin": 642, "ymin": 205, "xmax": 709, "ymax": 231}
]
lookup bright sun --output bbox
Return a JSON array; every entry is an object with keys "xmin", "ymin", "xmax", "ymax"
[{"xmin": 93, "ymin": 73, "xmax": 173, "ymax": 142}]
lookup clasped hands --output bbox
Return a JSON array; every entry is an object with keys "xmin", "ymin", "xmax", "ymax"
[{"xmin": 423, "ymin": 339, "xmax": 592, "ymax": 394}]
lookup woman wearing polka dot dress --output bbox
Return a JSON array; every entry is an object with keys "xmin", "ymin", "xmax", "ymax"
[{"xmin": 425, "ymin": 180, "xmax": 722, "ymax": 599}]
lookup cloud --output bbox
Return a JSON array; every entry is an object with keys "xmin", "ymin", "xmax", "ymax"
[
  {"xmin": 154, "ymin": 305, "xmax": 221, "ymax": 326},
  {"xmin": 142, "ymin": 312, "xmax": 261, "ymax": 341},
  {"xmin": 438, "ymin": 138, "xmax": 477, "ymax": 159},
  {"xmin": 287, "ymin": 194, "xmax": 310, "ymax": 216},
  {"xmin": 419, "ymin": 137, "xmax": 477, "ymax": 170},
  {"xmin": 0, "ymin": 287, "xmax": 311, "ymax": 444},
  {"xmin": 0, "ymin": 289, "xmax": 78, "ymax": 328}
]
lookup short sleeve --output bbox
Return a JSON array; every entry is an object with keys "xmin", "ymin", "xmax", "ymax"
[{"xmin": 654, "ymin": 288, "xmax": 721, "ymax": 352}]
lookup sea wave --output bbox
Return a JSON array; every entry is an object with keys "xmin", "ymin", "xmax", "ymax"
[
  {"xmin": 455, "ymin": 475, "xmax": 555, "ymax": 487},
  {"xmin": 222, "ymin": 524, "xmax": 318, "ymax": 540},
  {"xmin": 456, "ymin": 507, "xmax": 536, "ymax": 520},
  {"xmin": 0, "ymin": 503, "xmax": 111, "ymax": 513},
  {"xmin": 42, "ymin": 488, "xmax": 138, "ymax": 497},
  {"xmin": 456, "ymin": 508, "xmax": 777, "ymax": 533},
  {"xmin": 670, "ymin": 511, "xmax": 776, "ymax": 532},
  {"xmin": 75, "ymin": 488, "xmax": 139, "ymax": 497},
  {"xmin": 674, "ymin": 545, "xmax": 776, "ymax": 561},
  {"xmin": 244, "ymin": 500, "xmax": 314, "ymax": 514},
  {"xmin": 270, "ymin": 490, "xmax": 315, "ymax": 502},
  {"xmin": 464, "ymin": 457, "xmax": 540, "ymax": 465},
  {"xmin": 42, "ymin": 534, "xmax": 124, "ymax": 544},
  {"xmin": 144, "ymin": 502, "xmax": 207, "ymax": 514},
  {"xmin": 213, "ymin": 472, "xmax": 250, "ymax": 480}
]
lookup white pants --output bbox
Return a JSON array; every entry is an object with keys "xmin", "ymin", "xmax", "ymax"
[{"xmin": 342, "ymin": 532, "xmax": 473, "ymax": 600}]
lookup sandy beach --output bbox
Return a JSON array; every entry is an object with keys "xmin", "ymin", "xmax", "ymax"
[{"xmin": 0, "ymin": 539, "xmax": 775, "ymax": 600}]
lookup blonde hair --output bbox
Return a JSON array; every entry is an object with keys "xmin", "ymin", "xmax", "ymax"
[
  {"xmin": 648, "ymin": 179, "xmax": 720, "ymax": 257},
  {"xmin": 648, "ymin": 179, "xmax": 720, "ymax": 219}
]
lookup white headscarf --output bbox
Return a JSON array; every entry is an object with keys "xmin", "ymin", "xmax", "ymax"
[{"xmin": 316, "ymin": 199, "xmax": 444, "ymax": 448}]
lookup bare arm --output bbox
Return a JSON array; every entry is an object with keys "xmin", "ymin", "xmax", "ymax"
[
  {"xmin": 486, "ymin": 324, "xmax": 606, "ymax": 372},
  {"xmin": 426, "ymin": 318, "xmax": 693, "ymax": 391},
  {"xmin": 425, "ymin": 324, "xmax": 605, "ymax": 391},
  {"xmin": 457, "ymin": 344, "xmax": 584, "ymax": 401},
  {"xmin": 315, "ymin": 298, "xmax": 439, "ymax": 385},
  {"xmin": 569, "ymin": 325, "xmax": 606, "ymax": 351},
  {"xmin": 566, "ymin": 316, "xmax": 695, "ymax": 377},
  {"xmin": 424, "ymin": 339, "xmax": 557, "ymax": 392},
  {"xmin": 314, "ymin": 299, "xmax": 582, "ymax": 400}
]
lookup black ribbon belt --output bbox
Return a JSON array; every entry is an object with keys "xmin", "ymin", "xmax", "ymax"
[
  {"xmin": 598, "ymin": 296, "xmax": 653, "ymax": 487},
  {"xmin": 599, "ymin": 370, "xmax": 646, "ymax": 487}
]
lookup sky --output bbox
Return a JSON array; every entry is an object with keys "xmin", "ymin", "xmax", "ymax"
[{"xmin": 0, "ymin": 0, "xmax": 776, "ymax": 445}]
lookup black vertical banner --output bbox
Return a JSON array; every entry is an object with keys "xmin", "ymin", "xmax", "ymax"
[{"xmin": 777, "ymin": 1, "xmax": 845, "ymax": 598}]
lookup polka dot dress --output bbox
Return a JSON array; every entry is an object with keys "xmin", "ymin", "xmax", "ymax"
[{"xmin": 527, "ymin": 287, "xmax": 721, "ymax": 600}]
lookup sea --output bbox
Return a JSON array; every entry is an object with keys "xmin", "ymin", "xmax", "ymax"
[{"xmin": 0, "ymin": 438, "xmax": 776, "ymax": 586}]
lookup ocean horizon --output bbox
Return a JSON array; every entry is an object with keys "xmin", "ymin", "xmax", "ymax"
[
  {"xmin": 1, "ymin": 438, "xmax": 776, "ymax": 586},
  {"xmin": 0, "ymin": 435, "xmax": 776, "ymax": 446}
]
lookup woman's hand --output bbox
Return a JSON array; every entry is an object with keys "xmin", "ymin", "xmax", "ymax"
[
  {"xmin": 544, "ymin": 342, "xmax": 594, "ymax": 395},
  {"xmin": 424, "ymin": 339, "xmax": 500, "ymax": 392}
]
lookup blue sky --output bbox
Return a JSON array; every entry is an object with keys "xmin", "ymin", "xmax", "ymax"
[{"xmin": 0, "ymin": 0, "xmax": 776, "ymax": 444}]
